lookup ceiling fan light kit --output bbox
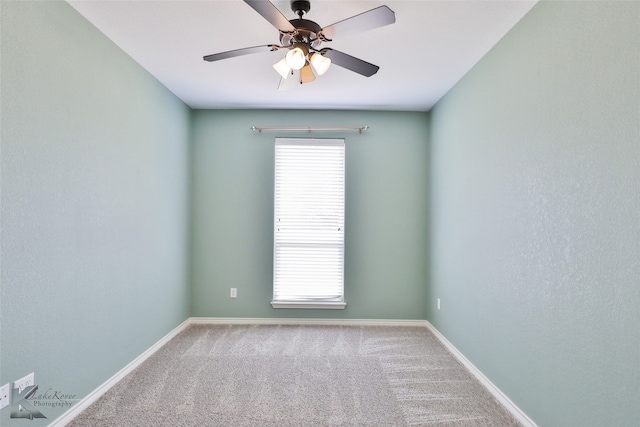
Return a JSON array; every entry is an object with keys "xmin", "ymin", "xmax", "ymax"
[
  {"xmin": 273, "ymin": 58, "xmax": 292, "ymax": 79},
  {"xmin": 203, "ymin": 0, "xmax": 395, "ymax": 87},
  {"xmin": 310, "ymin": 52, "xmax": 331, "ymax": 76},
  {"xmin": 300, "ymin": 63, "xmax": 316, "ymax": 83},
  {"xmin": 285, "ymin": 44, "xmax": 307, "ymax": 70}
]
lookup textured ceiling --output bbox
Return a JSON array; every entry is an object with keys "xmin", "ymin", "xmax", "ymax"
[{"xmin": 68, "ymin": 0, "xmax": 537, "ymax": 111}]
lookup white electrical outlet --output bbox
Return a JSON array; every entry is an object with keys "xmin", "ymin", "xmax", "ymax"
[
  {"xmin": 437, "ymin": 298, "xmax": 441, "ymax": 310},
  {"xmin": 230, "ymin": 288, "xmax": 237, "ymax": 298},
  {"xmin": 14, "ymin": 373, "xmax": 34, "ymax": 394},
  {"xmin": 0, "ymin": 383, "xmax": 10, "ymax": 410}
]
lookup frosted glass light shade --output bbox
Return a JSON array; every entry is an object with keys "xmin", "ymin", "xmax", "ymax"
[
  {"xmin": 310, "ymin": 53, "xmax": 331, "ymax": 76},
  {"xmin": 299, "ymin": 63, "xmax": 316, "ymax": 84},
  {"xmin": 273, "ymin": 58, "xmax": 292, "ymax": 79},
  {"xmin": 285, "ymin": 47, "xmax": 306, "ymax": 70}
]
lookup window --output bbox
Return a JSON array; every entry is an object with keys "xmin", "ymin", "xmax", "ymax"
[{"xmin": 272, "ymin": 138, "xmax": 346, "ymax": 309}]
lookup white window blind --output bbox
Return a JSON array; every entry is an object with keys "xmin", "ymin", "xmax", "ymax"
[{"xmin": 273, "ymin": 138, "xmax": 345, "ymax": 307}]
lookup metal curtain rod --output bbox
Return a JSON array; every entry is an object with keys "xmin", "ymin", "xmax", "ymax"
[{"xmin": 251, "ymin": 125, "xmax": 369, "ymax": 134}]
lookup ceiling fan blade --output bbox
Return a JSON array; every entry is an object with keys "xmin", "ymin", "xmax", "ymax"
[
  {"xmin": 244, "ymin": 0, "xmax": 296, "ymax": 32},
  {"xmin": 320, "ymin": 6, "xmax": 395, "ymax": 41},
  {"xmin": 203, "ymin": 45, "xmax": 277, "ymax": 62},
  {"xmin": 277, "ymin": 71, "xmax": 298, "ymax": 91},
  {"xmin": 322, "ymin": 49, "xmax": 380, "ymax": 77}
]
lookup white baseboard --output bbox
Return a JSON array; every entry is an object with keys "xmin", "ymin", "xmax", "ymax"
[
  {"xmin": 190, "ymin": 317, "xmax": 428, "ymax": 327},
  {"xmin": 49, "ymin": 317, "xmax": 535, "ymax": 427},
  {"xmin": 424, "ymin": 321, "xmax": 537, "ymax": 427},
  {"xmin": 49, "ymin": 318, "xmax": 192, "ymax": 427}
]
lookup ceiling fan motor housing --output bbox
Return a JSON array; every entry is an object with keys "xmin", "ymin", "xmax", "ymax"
[{"xmin": 281, "ymin": 18, "xmax": 322, "ymax": 49}]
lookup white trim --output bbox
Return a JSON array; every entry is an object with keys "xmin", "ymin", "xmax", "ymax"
[
  {"xmin": 49, "ymin": 319, "xmax": 191, "ymax": 427},
  {"xmin": 270, "ymin": 301, "xmax": 347, "ymax": 309},
  {"xmin": 190, "ymin": 317, "xmax": 428, "ymax": 327},
  {"xmin": 424, "ymin": 321, "xmax": 538, "ymax": 427}
]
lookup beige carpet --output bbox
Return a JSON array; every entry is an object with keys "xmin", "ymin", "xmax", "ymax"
[{"xmin": 68, "ymin": 324, "xmax": 522, "ymax": 426}]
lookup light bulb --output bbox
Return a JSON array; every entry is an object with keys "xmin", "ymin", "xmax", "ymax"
[
  {"xmin": 273, "ymin": 58, "xmax": 292, "ymax": 79},
  {"xmin": 310, "ymin": 53, "xmax": 331, "ymax": 76},
  {"xmin": 285, "ymin": 47, "xmax": 306, "ymax": 70}
]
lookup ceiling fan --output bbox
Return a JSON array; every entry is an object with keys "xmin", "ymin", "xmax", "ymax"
[{"xmin": 203, "ymin": 0, "xmax": 396, "ymax": 88}]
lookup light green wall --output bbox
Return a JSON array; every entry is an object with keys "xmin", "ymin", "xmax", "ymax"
[
  {"xmin": 190, "ymin": 109, "xmax": 429, "ymax": 319},
  {"xmin": 428, "ymin": 1, "xmax": 640, "ymax": 426},
  {"xmin": 0, "ymin": 2, "xmax": 190, "ymax": 425}
]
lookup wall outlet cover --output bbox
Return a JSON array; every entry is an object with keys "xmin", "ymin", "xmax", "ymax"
[
  {"xmin": 0, "ymin": 383, "xmax": 10, "ymax": 410},
  {"xmin": 14, "ymin": 373, "xmax": 35, "ymax": 394}
]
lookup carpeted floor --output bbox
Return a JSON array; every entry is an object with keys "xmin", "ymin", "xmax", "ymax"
[{"xmin": 68, "ymin": 324, "xmax": 522, "ymax": 426}]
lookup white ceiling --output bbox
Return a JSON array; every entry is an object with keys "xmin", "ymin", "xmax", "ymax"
[{"xmin": 68, "ymin": 0, "xmax": 537, "ymax": 111}]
